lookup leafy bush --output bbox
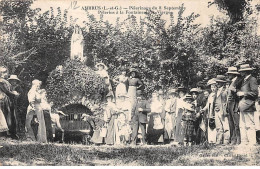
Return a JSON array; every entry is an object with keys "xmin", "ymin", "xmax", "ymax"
[{"xmin": 46, "ymin": 59, "xmax": 107, "ymax": 109}]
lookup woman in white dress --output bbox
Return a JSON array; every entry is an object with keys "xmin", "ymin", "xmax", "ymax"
[
  {"xmin": 0, "ymin": 108, "xmax": 8, "ymax": 133},
  {"xmin": 26, "ymin": 80, "xmax": 47, "ymax": 143},
  {"xmin": 114, "ymin": 69, "xmax": 128, "ymax": 98}
]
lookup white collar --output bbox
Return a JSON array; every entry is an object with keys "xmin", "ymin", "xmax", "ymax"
[
  {"xmin": 244, "ymin": 75, "xmax": 251, "ymax": 81},
  {"xmin": 232, "ymin": 77, "xmax": 237, "ymax": 82},
  {"xmin": 217, "ymin": 86, "xmax": 223, "ymax": 97}
]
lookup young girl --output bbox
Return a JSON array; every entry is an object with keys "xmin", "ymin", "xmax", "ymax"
[{"xmin": 182, "ymin": 95, "xmax": 196, "ymax": 146}]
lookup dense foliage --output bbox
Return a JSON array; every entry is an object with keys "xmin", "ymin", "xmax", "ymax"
[
  {"xmin": 46, "ymin": 59, "xmax": 107, "ymax": 109},
  {"xmin": 1, "ymin": 0, "xmax": 260, "ymax": 104}
]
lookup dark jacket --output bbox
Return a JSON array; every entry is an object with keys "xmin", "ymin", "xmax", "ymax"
[
  {"xmin": 238, "ymin": 75, "xmax": 258, "ymax": 112},
  {"xmin": 227, "ymin": 76, "xmax": 243, "ymax": 113},
  {"xmin": 131, "ymin": 98, "xmax": 151, "ymax": 123}
]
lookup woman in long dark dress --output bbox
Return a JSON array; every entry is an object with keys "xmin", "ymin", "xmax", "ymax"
[{"xmin": 127, "ymin": 68, "xmax": 143, "ymax": 111}]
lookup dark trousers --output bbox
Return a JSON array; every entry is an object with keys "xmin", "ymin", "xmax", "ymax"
[
  {"xmin": 227, "ymin": 101, "xmax": 241, "ymax": 144},
  {"xmin": 131, "ymin": 120, "xmax": 146, "ymax": 144}
]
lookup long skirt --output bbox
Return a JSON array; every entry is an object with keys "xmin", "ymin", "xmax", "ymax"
[
  {"xmin": 104, "ymin": 115, "xmax": 116, "ymax": 145},
  {"xmin": 0, "ymin": 97, "xmax": 17, "ymax": 135},
  {"xmin": 0, "ymin": 109, "xmax": 8, "ymax": 132},
  {"xmin": 35, "ymin": 105, "xmax": 47, "ymax": 143},
  {"xmin": 174, "ymin": 109, "xmax": 185, "ymax": 142},
  {"xmin": 164, "ymin": 112, "xmax": 176, "ymax": 140},
  {"xmin": 183, "ymin": 120, "xmax": 195, "ymax": 142},
  {"xmin": 128, "ymin": 86, "xmax": 137, "ymax": 110},
  {"xmin": 147, "ymin": 114, "xmax": 164, "ymax": 144}
]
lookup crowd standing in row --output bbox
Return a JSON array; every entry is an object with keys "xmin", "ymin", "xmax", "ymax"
[
  {"xmin": 0, "ymin": 63, "xmax": 260, "ymax": 146},
  {"xmin": 92, "ymin": 63, "xmax": 260, "ymax": 146}
]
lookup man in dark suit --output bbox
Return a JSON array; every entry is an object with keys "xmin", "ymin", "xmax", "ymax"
[
  {"xmin": 131, "ymin": 90, "xmax": 150, "ymax": 145},
  {"xmin": 226, "ymin": 67, "xmax": 242, "ymax": 145},
  {"xmin": 237, "ymin": 64, "xmax": 258, "ymax": 145}
]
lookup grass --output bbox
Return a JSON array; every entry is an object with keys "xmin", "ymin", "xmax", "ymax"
[{"xmin": 0, "ymin": 140, "xmax": 259, "ymax": 166}]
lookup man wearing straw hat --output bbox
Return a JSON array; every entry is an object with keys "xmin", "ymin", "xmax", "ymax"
[
  {"xmin": 237, "ymin": 64, "xmax": 258, "ymax": 146},
  {"xmin": 8, "ymin": 75, "xmax": 23, "ymax": 136},
  {"xmin": 214, "ymin": 75, "xmax": 230, "ymax": 145},
  {"xmin": 226, "ymin": 67, "xmax": 242, "ymax": 145}
]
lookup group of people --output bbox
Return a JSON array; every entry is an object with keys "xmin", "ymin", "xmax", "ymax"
[
  {"xmin": 92, "ymin": 63, "xmax": 260, "ymax": 146},
  {"xmin": 0, "ymin": 66, "xmax": 20, "ymax": 139},
  {"xmin": 0, "ymin": 65, "xmax": 66, "ymax": 143},
  {"xmin": 1, "ymin": 62, "xmax": 260, "ymax": 147}
]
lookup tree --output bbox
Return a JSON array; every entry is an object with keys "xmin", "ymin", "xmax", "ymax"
[{"xmin": 210, "ymin": 0, "xmax": 252, "ymax": 24}]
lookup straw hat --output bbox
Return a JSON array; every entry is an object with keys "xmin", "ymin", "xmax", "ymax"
[
  {"xmin": 183, "ymin": 94, "xmax": 193, "ymax": 101},
  {"xmin": 177, "ymin": 86, "xmax": 186, "ymax": 92},
  {"xmin": 95, "ymin": 62, "xmax": 108, "ymax": 70},
  {"xmin": 238, "ymin": 64, "xmax": 254, "ymax": 72},
  {"xmin": 168, "ymin": 88, "xmax": 178, "ymax": 94},
  {"xmin": 190, "ymin": 88, "xmax": 199, "ymax": 94},
  {"xmin": 215, "ymin": 75, "xmax": 226, "ymax": 83},
  {"xmin": 8, "ymin": 75, "xmax": 21, "ymax": 82},
  {"xmin": 207, "ymin": 78, "xmax": 217, "ymax": 86},
  {"xmin": 226, "ymin": 67, "xmax": 240, "ymax": 75}
]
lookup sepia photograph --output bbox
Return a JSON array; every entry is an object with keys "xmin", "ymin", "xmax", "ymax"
[{"xmin": 0, "ymin": 0, "xmax": 260, "ymax": 166}]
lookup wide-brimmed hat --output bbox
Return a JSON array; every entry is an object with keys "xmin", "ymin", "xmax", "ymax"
[
  {"xmin": 177, "ymin": 86, "xmax": 186, "ymax": 92},
  {"xmin": 190, "ymin": 88, "xmax": 199, "ymax": 94},
  {"xmin": 238, "ymin": 64, "xmax": 254, "ymax": 72},
  {"xmin": 8, "ymin": 75, "xmax": 21, "ymax": 82},
  {"xmin": 183, "ymin": 94, "xmax": 193, "ymax": 101},
  {"xmin": 168, "ymin": 88, "xmax": 178, "ymax": 94},
  {"xmin": 207, "ymin": 78, "xmax": 217, "ymax": 86},
  {"xmin": 215, "ymin": 75, "xmax": 226, "ymax": 83},
  {"xmin": 226, "ymin": 67, "xmax": 240, "ymax": 75},
  {"xmin": 95, "ymin": 62, "xmax": 108, "ymax": 70}
]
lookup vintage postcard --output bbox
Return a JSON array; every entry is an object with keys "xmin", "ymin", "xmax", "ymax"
[{"xmin": 0, "ymin": 0, "xmax": 260, "ymax": 166}]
